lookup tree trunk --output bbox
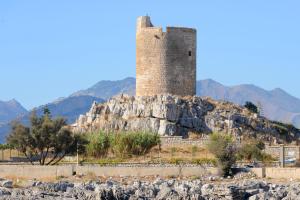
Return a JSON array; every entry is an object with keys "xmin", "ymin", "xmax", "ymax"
[
  {"xmin": 42, "ymin": 148, "xmax": 50, "ymax": 165},
  {"xmin": 24, "ymin": 152, "xmax": 34, "ymax": 165},
  {"xmin": 46, "ymin": 152, "xmax": 59, "ymax": 165},
  {"xmin": 51, "ymin": 153, "xmax": 66, "ymax": 165}
]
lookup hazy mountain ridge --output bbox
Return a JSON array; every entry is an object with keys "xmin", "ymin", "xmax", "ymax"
[
  {"xmin": 0, "ymin": 99, "xmax": 28, "ymax": 125},
  {"xmin": 75, "ymin": 77, "xmax": 300, "ymax": 128},
  {"xmin": 0, "ymin": 96, "xmax": 104, "ymax": 142},
  {"xmin": 32, "ymin": 95, "xmax": 105, "ymax": 123},
  {"xmin": 197, "ymin": 79, "xmax": 300, "ymax": 127},
  {"xmin": 1, "ymin": 77, "xmax": 300, "ymax": 143},
  {"xmin": 71, "ymin": 77, "xmax": 136, "ymax": 99}
]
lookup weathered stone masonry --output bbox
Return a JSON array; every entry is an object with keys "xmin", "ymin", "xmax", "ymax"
[{"xmin": 136, "ymin": 16, "xmax": 197, "ymax": 97}]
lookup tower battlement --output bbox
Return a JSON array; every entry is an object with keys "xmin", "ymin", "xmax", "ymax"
[{"xmin": 136, "ymin": 16, "xmax": 197, "ymax": 97}]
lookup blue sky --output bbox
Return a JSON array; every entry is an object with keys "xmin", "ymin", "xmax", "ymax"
[{"xmin": 0, "ymin": 1, "xmax": 299, "ymax": 109}]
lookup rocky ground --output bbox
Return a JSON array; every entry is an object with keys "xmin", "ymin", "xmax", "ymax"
[
  {"xmin": 0, "ymin": 174, "xmax": 299, "ymax": 200},
  {"xmin": 73, "ymin": 94, "xmax": 300, "ymax": 144}
]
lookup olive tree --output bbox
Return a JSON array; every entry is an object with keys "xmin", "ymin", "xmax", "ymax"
[{"xmin": 7, "ymin": 108, "xmax": 87, "ymax": 165}]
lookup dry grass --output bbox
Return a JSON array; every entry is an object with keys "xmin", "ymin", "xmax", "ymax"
[
  {"xmin": 83, "ymin": 172, "xmax": 98, "ymax": 181},
  {"xmin": 80, "ymin": 144, "xmax": 215, "ymax": 164}
]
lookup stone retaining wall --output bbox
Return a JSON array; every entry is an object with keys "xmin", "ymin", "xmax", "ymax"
[
  {"xmin": 250, "ymin": 167, "xmax": 300, "ymax": 179},
  {"xmin": 264, "ymin": 168, "xmax": 300, "ymax": 179},
  {"xmin": 0, "ymin": 164, "xmax": 217, "ymax": 179},
  {"xmin": 0, "ymin": 165, "xmax": 299, "ymax": 180},
  {"xmin": 264, "ymin": 146, "xmax": 300, "ymax": 159},
  {"xmin": 76, "ymin": 165, "xmax": 218, "ymax": 177},
  {"xmin": 160, "ymin": 136, "xmax": 208, "ymax": 147},
  {"xmin": 0, "ymin": 165, "xmax": 75, "ymax": 179}
]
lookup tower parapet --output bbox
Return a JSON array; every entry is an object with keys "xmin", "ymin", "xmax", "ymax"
[
  {"xmin": 136, "ymin": 16, "xmax": 153, "ymax": 31},
  {"xmin": 136, "ymin": 16, "xmax": 197, "ymax": 97}
]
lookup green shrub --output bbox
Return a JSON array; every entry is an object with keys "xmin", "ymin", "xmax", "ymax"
[
  {"xmin": 192, "ymin": 158, "xmax": 217, "ymax": 166},
  {"xmin": 169, "ymin": 158, "xmax": 184, "ymax": 165},
  {"xmin": 207, "ymin": 133, "xmax": 237, "ymax": 177},
  {"xmin": 86, "ymin": 131, "xmax": 110, "ymax": 158},
  {"xmin": 170, "ymin": 147, "xmax": 177, "ymax": 157},
  {"xmin": 261, "ymin": 153, "xmax": 276, "ymax": 163},
  {"xmin": 111, "ymin": 132, "xmax": 160, "ymax": 157},
  {"xmin": 0, "ymin": 144, "xmax": 13, "ymax": 150},
  {"xmin": 97, "ymin": 158, "xmax": 124, "ymax": 166},
  {"xmin": 191, "ymin": 146, "xmax": 198, "ymax": 157},
  {"xmin": 244, "ymin": 101, "xmax": 258, "ymax": 113},
  {"xmin": 237, "ymin": 140, "xmax": 265, "ymax": 161}
]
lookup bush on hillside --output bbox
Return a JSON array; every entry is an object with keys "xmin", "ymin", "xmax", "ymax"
[
  {"xmin": 111, "ymin": 132, "xmax": 161, "ymax": 157},
  {"xmin": 244, "ymin": 101, "xmax": 258, "ymax": 113},
  {"xmin": 85, "ymin": 131, "xmax": 160, "ymax": 158},
  {"xmin": 86, "ymin": 132, "xmax": 111, "ymax": 158},
  {"xmin": 207, "ymin": 133, "xmax": 237, "ymax": 177},
  {"xmin": 237, "ymin": 140, "xmax": 274, "ymax": 162}
]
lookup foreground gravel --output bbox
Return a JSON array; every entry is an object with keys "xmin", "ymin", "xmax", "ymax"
[{"xmin": 0, "ymin": 177, "xmax": 299, "ymax": 200}]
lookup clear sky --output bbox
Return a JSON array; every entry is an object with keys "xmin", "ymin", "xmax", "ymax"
[{"xmin": 0, "ymin": 1, "xmax": 299, "ymax": 109}]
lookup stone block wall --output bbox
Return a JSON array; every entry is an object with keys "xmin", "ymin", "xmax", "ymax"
[
  {"xmin": 136, "ymin": 16, "xmax": 196, "ymax": 97},
  {"xmin": 160, "ymin": 136, "xmax": 208, "ymax": 147},
  {"xmin": 264, "ymin": 146, "xmax": 300, "ymax": 159}
]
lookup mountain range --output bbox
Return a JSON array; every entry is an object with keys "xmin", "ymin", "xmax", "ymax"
[
  {"xmin": 0, "ymin": 99, "xmax": 27, "ymax": 126},
  {"xmin": 0, "ymin": 96, "xmax": 104, "ymax": 142},
  {"xmin": 0, "ymin": 77, "xmax": 299, "ymax": 143}
]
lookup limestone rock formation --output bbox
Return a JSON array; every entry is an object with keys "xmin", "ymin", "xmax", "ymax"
[
  {"xmin": 2, "ymin": 177, "xmax": 300, "ymax": 199},
  {"xmin": 73, "ymin": 94, "xmax": 300, "ymax": 143}
]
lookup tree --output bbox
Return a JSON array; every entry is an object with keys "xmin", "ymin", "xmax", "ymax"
[
  {"xmin": 244, "ymin": 101, "xmax": 258, "ymax": 113},
  {"xmin": 207, "ymin": 133, "xmax": 237, "ymax": 177},
  {"xmin": 43, "ymin": 106, "xmax": 51, "ymax": 116},
  {"xmin": 7, "ymin": 108, "xmax": 87, "ymax": 165},
  {"xmin": 237, "ymin": 140, "xmax": 267, "ymax": 161}
]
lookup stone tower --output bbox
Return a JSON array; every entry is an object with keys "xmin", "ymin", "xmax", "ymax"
[{"xmin": 136, "ymin": 16, "xmax": 197, "ymax": 97}]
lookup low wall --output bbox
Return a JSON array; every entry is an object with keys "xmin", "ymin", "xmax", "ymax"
[
  {"xmin": 0, "ymin": 164, "xmax": 218, "ymax": 179},
  {"xmin": 0, "ymin": 165, "xmax": 75, "ymax": 179},
  {"xmin": 1, "ymin": 165, "xmax": 300, "ymax": 180},
  {"xmin": 250, "ymin": 167, "xmax": 300, "ymax": 179},
  {"xmin": 250, "ymin": 168, "xmax": 266, "ymax": 178},
  {"xmin": 265, "ymin": 146, "xmax": 300, "ymax": 159},
  {"xmin": 76, "ymin": 165, "xmax": 218, "ymax": 177},
  {"xmin": 265, "ymin": 168, "xmax": 300, "ymax": 179}
]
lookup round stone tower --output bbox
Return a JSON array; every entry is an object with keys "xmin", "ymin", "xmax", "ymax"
[{"xmin": 136, "ymin": 16, "xmax": 197, "ymax": 97}]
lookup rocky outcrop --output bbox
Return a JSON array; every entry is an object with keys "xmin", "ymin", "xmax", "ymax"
[
  {"xmin": 73, "ymin": 95, "xmax": 300, "ymax": 143},
  {"xmin": 1, "ymin": 178, "xmax": 300, "ymax": 199}
]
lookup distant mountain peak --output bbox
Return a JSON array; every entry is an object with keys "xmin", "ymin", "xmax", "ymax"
[
  {"xmin": 7, "ymin": 98, "xmax": 18, "ymax": 103},
  {"xmin": 71, "ymin": 77, "xmax": 136, "ymax": 99},
  {"xmin": 271, "ymin": 88, "xmax": 287, "ymax": 94},
  {"xmin": 1, "ymin": 77, "xmax": 300, "ymax": 143},
  {"xmin": 201, "ymin": 78, "xmax": 223, "ymax": 85},
  {"xmin": 0, "ymin": 98, "xmax": 28, "ymax": 127},
  {"xmin": 6, "ymin": 99, "xmax": 24, "ymax": 107}
]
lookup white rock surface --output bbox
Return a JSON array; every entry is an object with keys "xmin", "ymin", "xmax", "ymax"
[
  {"xmin": 73, "ymin": 94, "xmax": 300, "ymax": 143},
  {"xmin": 0, "ymin": 178, "xmax": 299, "ymax": 200}
]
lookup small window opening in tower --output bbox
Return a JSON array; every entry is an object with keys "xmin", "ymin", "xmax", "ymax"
[{"xmin": 189, "ymin": 51, "xmax": 192, "ymax": 56}]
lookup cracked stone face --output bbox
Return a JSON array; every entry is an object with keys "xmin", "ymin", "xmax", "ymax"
[{"xmin": 72, "ymin": 94, "xmax": 300, "ymax": 144}]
